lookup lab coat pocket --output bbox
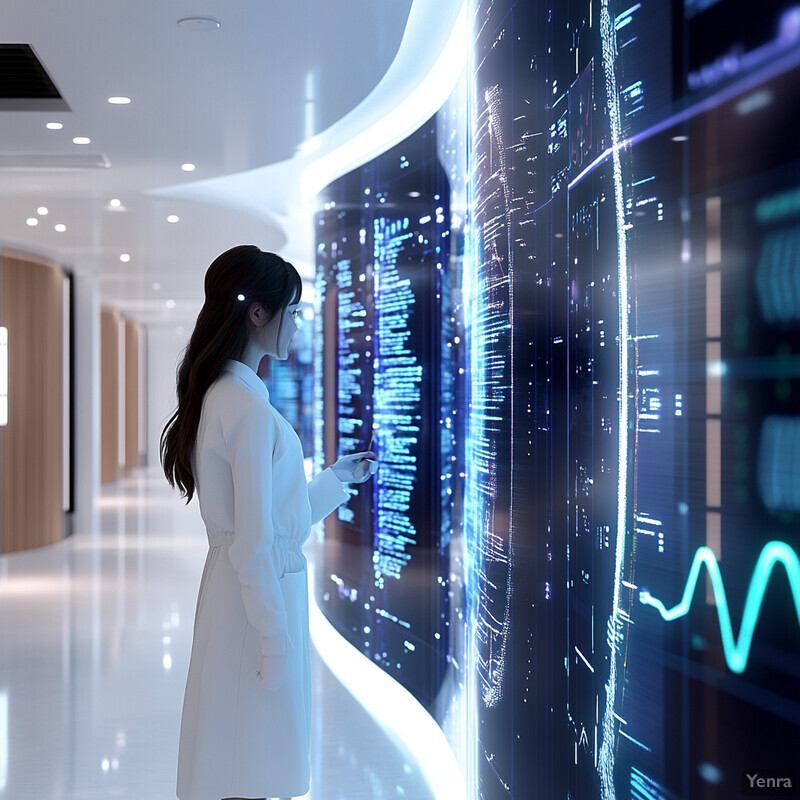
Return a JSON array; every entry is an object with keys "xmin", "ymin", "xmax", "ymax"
[{"xmin": 256, "ymin": 652, "xmax": 289, "ymax": 692}]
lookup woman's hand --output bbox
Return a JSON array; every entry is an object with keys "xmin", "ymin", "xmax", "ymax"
[
  {"xmin": 331, "ymin": 451, "xmax": 378, "ymax": 484},
  {"xmin": 256, "ymin": 653, "xmax": 288, "ymax": 691}
]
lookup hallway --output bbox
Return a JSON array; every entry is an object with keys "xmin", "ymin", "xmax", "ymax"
[{"xmin": 0, "ymin": 467, "xmax": 433, "ymax": 800}]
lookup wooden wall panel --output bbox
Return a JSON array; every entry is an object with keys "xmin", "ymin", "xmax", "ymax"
[
  {"xmin": 124, "ymin": 320, "xmax": 140, "ymax": 470},
  {"xmin": 0, "ymin": 250, "xmax": 65, "ymax": 553},
  {"xmin": 100, "ymin": 307, "xmax": 121, "ymax": 484}
]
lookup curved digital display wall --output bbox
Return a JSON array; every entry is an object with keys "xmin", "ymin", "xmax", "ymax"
[
  {"xmin": 314, "ymin": 117, "xmax": 462, "ymax": 714},
  {"xmin": 467, "ymin": 0, "xmax": 800, "ymax": 798},
  {"xmin": 313, "ymin": 1, "xmax": 800, "ymax": 797}
]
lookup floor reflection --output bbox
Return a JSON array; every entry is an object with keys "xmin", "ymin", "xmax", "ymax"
[{"xmin": 0, "ymin": 466, "xmax": 433, "ymax": 800}]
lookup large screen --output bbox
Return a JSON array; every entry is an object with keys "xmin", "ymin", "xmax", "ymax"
[
  {"xmin": 468, "ymin": 0, "xmax": 800, "ymax": 798},
  {"xmin": 314, "ymin": 117, "xmax": 462, "ymax": 714}
]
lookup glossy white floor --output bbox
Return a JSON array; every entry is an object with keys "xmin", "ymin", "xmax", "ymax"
[{"xmin": 0, "ymin": 466, "xmax": 433, "ymax": 800}]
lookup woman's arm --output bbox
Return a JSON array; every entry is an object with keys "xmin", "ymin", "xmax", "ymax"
[
  {"xmin": 307, "ymin": 467, "xmax": 350, "ymax": 525},
  {"xmin": 307, "ymin": 450, "xmax": 378, "ymax": 523},
  {"xmin": 226, "ymin": 399, "xmax": 293, "ymax": 657}
]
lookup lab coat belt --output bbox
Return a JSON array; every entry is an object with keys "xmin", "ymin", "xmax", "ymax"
[
  {"xmin": 206, "ymin": 529, "xmax": 304, "ymax": 554},
  {"xmin": 206, "ymin": 530, "xmax": 235, "ymax": 548}
]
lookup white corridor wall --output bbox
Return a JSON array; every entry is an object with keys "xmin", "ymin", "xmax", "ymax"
[{"xmin": 146, "ymin": 324, "xmax": 190, "ymax": 475}]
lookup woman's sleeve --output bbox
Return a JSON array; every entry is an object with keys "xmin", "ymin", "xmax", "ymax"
[
  {"xmin": 307, "ymin": 467, "xmax": 349, "ymax": 524},
  {"xmin": 226, "ymin": 400, "xmax": 293, "ymax": 657}
]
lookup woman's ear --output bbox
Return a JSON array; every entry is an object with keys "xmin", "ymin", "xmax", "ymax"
[{"xmin": 247, "ymin": 302, "xmax": 265, "ymax": 327}]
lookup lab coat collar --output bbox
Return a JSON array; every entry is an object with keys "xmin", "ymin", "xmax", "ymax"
[{"xmin": 222, "ymin": 359, "xmax": 270, "ymax": 400}]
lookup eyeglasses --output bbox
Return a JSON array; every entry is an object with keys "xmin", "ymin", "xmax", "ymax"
[{"xmin": 237, "ymin": 294, "xmax": 303, "ymax": 329}]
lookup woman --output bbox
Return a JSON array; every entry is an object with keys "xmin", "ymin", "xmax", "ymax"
[{"xmin": 161, "ymin": 245, "xmax": 377, "ymax": 800}]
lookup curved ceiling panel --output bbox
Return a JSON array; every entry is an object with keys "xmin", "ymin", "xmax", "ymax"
[
  {"xmin": 149, "ymin": 0, "xmax": 467, "ymax": 280},
  {"xmin": 0, "ymin": 0, "xmax": 414, "ymax": 320}
]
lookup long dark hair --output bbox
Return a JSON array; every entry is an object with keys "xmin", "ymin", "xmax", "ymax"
[{"xmin": 160, "ymin": 245, "xmax": 302, "ymax": 502}]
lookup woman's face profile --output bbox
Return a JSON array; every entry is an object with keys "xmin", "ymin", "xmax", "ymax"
[
  {"xmin": 276, "ymin": 301, "xmax": 302, "ymax": 360},
  {"xmin": 254, "ymin": 300, "xmax": 301, "ymax": 361}
]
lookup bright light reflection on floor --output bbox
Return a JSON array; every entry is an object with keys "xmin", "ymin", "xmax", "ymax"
[{"xmin": 0, "ymin": 466, "xmax": 441, "ymax": 800}]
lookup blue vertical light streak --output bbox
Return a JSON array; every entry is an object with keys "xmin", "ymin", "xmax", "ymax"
[
  {"xmin": 464, "ymin": 9, "xmax": 480, "ymax": 797},
  {"xmin": 475, "ymin": 85, "xmax": 515, "ymax": 711},
  {"xmin": 598, "ymin": 1, "xmax": 632, "ymax": 798}
]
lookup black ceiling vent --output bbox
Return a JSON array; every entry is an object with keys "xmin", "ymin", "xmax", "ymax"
[{"xmin": 0, "ymin": 44, "xmax": 70, "ymax": 111}]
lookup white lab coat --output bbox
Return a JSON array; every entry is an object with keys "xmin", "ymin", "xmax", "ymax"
[{"xmin": 176, "ymin": 359, "xmax": 348, "ymax": 800}]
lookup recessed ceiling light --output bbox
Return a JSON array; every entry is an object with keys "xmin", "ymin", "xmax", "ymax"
[
  {"xmin": 167, "ymin": 214, "xmax": 180, "ymax": 223},
  {"xmin": 166, "ymin": 299, "xmax": 176, "ymax": 309},
  {"xmin": 177, "ymin": 17, "xmax": 221, "ymax": 31},
  {"xmin": 108, "ymin": 96, "xmax": 131, "ymax": 104},
  {"xmin": 671, "ymin": 135, "xmax": 688, "ymax": 142},
  {"xmin": 37, "ymin": 206, "xmax": 48, "ymax": 216},
  {"xmin": 181, "ymin": 163, "xmax": 196, "ymax": 172},
  {"xmin": 120, "ymin": 253, "xmax": 131, "ymax": 263},
  {"xmin": 55, "ymin": 224, "xmax": 66, "ymax": 232},
  {"xmin": 26, "ymin": 217, "xmax": 38, "ymax": 227},
  {"xmin": 46, "ymin": 122, "xmax": 63, "ymax": 130},
  {"xmin": 73, "ymin": 136, "xmax": 91, "ymax": 145}
]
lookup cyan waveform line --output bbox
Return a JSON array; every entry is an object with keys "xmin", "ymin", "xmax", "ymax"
[{"xmin": 639, "ymin": 542, "xmax": 800, "ymax": 673}]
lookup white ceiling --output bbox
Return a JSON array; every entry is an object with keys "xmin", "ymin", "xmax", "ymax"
[{"xmin": 0, "ymin": 0, "xmax": 427, "ymax": 324}]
